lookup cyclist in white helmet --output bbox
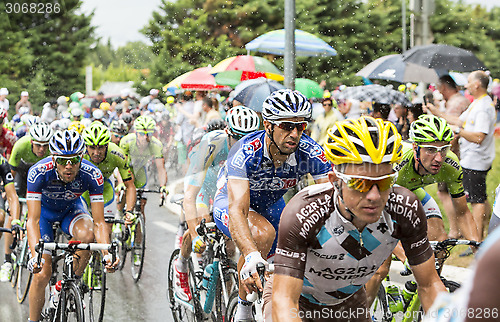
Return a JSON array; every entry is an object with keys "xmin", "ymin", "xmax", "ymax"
[
  {"xmin": 212, "ymin": 89, "xmax": 331, "ymax": 321},
  {"xmin": 174, "ymin": 107, "xmax": 260, "ymax": 302}
]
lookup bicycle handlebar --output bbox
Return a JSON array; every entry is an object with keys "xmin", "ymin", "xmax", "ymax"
[
  {"xmin": 430, "ymin": 239, "xmax": 481, "ymax": 250},
  {"xmin": 36, "ymin": 241, "xmax": 117, "ymax": 252}
]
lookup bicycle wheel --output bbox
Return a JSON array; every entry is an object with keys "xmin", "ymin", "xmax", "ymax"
[
  {"xmin": 60, "ymin": 281, "xmax": 85, "ymax": 322},
  {"xmin": 371, "ymin": 284, "xmax": 392, "ymax": 322},
  {"xmin": 225, "ymin": 290, "xmax": 239, "ymax": 322},
  {"xmin": 16, "ymin": 237, "xmax": 32, "ymax": 304},
  {"xmin": 215, "ymin": 260, "xmax": 238, "ymax": 322},
  {"xmin": 82, "ymin": 252, "xmax": 106, "ymax": 322},
  {"xmin": 130, "ymin": 213, "xmax": 146, "ymax": 282},
  {"xmin": 118, "ymin": 223, "xmax": 131, "ymax": 271},
  {"xmin": 10, "ymin": 245, "xmax": 20, "ymax": 288},
  {"xmin": 167, "ymin": 249, "xmax": 197, "ymax": 322}
]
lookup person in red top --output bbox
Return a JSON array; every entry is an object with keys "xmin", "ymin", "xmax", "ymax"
[{"xmin": 0, "ymin": 107, "xmax": 17, "ymax": 159}]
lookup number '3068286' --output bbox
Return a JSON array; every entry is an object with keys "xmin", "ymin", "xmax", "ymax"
[{"xmin": 5, "ymin": 2, "xmax": 61, "ymax": 14}]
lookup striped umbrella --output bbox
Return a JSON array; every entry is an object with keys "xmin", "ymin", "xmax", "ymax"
[
  {"xmin": 336, "ymin": 84, "xmax": 411, "ymax": 106},
  {"xmin": 164, "ymin": 67, "xmax": 229, "ymax": 91},
  {"xmin": 245, "ymin": 29, "xmax": 337, "ymax": 57},
  {"xmin": 212, "ymin": 55, "xmax": 284, "ymax": 87}
]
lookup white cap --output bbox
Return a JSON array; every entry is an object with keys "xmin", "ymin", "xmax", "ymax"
[
  {"xmin": 76, "ymin": 92, "xmax": 84, "ymax": 99},
  {"xmin": 71, "ymin": 107, "xmax": 83, "ymax": 117},
  {"xmin": 0, "ymin": 88, "xmax": 8, "ymax": 96},
  {"xmin": 21, "ymin": 91, "xmax": 29, "ymax": 97},
  {"xmin": 57, "ymin": 96, "xmax": 67, "ymax": 105},
  {"xmin": 149, "ymin": 89, "xmax": 159, "ymax": 96},
  {"xmin": 93, "ymin": 109, "xmax": 104, "ymax": 119},
  {"xmin": 69, "ymin": 102, "xmax": 80, "ymax": 110}
]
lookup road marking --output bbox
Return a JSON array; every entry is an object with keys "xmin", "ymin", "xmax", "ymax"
[{"xmin": 153, "ymin": 221, "xmax": 178, "ymax": 233}]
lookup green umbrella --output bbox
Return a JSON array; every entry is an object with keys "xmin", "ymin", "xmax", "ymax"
[{"xmin": 295, "ymin": 78, "xmax": 323, "ymax": 99}]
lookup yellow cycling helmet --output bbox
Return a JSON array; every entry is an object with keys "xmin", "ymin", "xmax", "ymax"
[
  {"xmin": 100, "ymin": 102, "xmax": 111, "ymax": 111},
  {"xmin": 68, "ymin": 121, "xmax": 85, "ymax": 134},
  {"xmin": 324, "ymin": 116, "xmax": 402, "ymax": 165}
]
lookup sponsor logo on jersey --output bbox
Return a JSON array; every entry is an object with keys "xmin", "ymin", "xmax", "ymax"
[
  {"xmin": 45, "ymin": 191, "xmax": 79, "ymax": 200},
  {"xmin": 308, "ymin": 265, "xmax": 377, "ymax": 280},
  {"xmin": 332, "ymin": 225, "xmax": 344, "ymax": 236},
  {"xmin": 310, "ymin": 249, "xmax": 345, "ymax": 260},
  {"xmin": 110, "ymin": 150, "xmax": 126, "ymax": 160},
  {"xmin": 249, "ymin": 177, "xmax": 297, "ymax": 191},
  {"xmin": 276, "ymin": 248, "xmax": 306, "ymax": 261},
  {"xmin": 28, "ymin": 161, "xmax": 54, "ymax": 183},
  {"xmin": 308, "ymin": 145, "xmax": 328, "ymax": 163},
  {"xmin": 410, "ymin": 236, "xmax": 428, "ymax": 249}
]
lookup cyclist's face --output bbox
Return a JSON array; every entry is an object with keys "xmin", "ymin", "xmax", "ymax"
[
  {"xmin": 337, "ymin": 163, "xmax": 393, "ymax": 224},
  {"xmin": 111, "ymin": 133, "xmax": 122, "ymax": 145},
  {"xmin": 413, "ymin": 141, "xmax": 448, "ymax": 175},
  {"xmin": 264, "ymin": 117, "xmax": 305, "ymax": 155},
  {"xmin": 137, "ymin": 131, "xmax": 152, "ymax": 145},
  {"xmin": 54, "ymin": 157, "xmax": 81, "ymax": 183},
  {"xmin": 32, "ymin": 141, "xmax": 49, "ymax": 157},
  {"xmin": 87, "ymin": 145, "xmax": 107, "ymax": 164}
]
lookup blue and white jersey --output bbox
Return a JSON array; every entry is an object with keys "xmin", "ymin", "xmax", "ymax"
[
  {"xmin": 27, "ymin": 157, "xmax": 104, "ymax": 211},
  {"xmin": 216, "ymin": 130, "xmax": 330, "ymax": 212}
]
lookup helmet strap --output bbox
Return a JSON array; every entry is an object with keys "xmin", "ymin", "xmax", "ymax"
[
  {"xmin": 415, "ymin": 146, "xmax": 432, "ymax": 174},
  {"xmin": 267, "ymin": 124, "xmax": 290, "ymax": 156},
  {"xmin": 334, "ymin": 181, "xmax": 356, "ymax": 222}
]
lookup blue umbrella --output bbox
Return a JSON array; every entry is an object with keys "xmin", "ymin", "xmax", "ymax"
[
  {"xmin": 233, "ymin": 78, "xmax": 285, "ymax": 112},
  {"xmin": 245, "ymin": 29, "xmax": 337, "ymax": 57},
  {"xmin": 356, "ymin": 54, "xmax": 444, "ymax": 83}
]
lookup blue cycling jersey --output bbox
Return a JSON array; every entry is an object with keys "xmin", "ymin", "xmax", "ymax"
[
  {"xmin": 217, "ymin": 130, "xmax": 330, "ymax": 212},
  {"xmin": 26, "ymin": 157, "xmax": 104, "ymax": 211}
]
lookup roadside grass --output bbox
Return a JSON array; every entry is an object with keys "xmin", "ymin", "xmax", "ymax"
[{"xmin": 425, "ymin": 137, "xmax": 500, "ymax": 267}]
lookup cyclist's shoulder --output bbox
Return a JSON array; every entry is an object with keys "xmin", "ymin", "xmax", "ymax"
[
  {"xmin": 229, "ymin": 130, "xmax": 265, "ymax": 157},
  {"xmin": 27, "ymin": 157, "xmax": 55, "ymax": 183},
  {"xmin": 79, "ymin": 159, "xmax": 104, "ymax": 185},
  {"xmin": 442, "ymin": 151, "xmax": 461, "ymax": 171},
  {"xmin": 282, "ymin": 183, "xmax": 334, "ymax": 225},
  {"xmin": 12, "ymin": 134, "xmax": 31, "ymax": 148},
  {"xmin": 120, "ymin": 133, "xmax": 136, "ymax": 146},
  {"xmin": 107, "ymin": 142, "xmax": 128, "ymax": 162},
  {"xmin": 386, "ymin": 186, "xmax": 425, "ymax": 226},
  {"xmin": 202, "ymin": 129, "xmax": 227, "ymax": 145}
]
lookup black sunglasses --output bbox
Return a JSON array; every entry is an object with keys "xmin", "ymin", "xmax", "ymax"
[{"xmin": 271, "ymin": 121, "xmax": 308, "ymax": 132}]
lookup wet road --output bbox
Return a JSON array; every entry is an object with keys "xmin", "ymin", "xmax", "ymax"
[{"xmin": 0, "ymin": 192, "xmax": 181, "ymax": 322}]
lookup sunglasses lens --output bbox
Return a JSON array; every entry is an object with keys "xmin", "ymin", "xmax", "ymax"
[
  {"xmin": 346, "ymin": 176, "xmax": 395, "ymax": 193},
  {"xmin": 55, "ymin": 156, "xmax": 81, "ymax": 165},
  {"xmin": 276, "ymin": 122, "xmax": 307, "ymax": 132}
]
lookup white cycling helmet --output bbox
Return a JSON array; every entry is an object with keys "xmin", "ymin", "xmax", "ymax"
[
  {"xmin": 261, "ymin": 89, "xmax": 312, "ymax": 121},
  {"xmin": 225, "ymin": 106, "xmax": 260, "ymax": 139},
  {"xmin": 30, "ymin": 122, "xmax": 54, "ymax": 142},
  {"xmin": 49, "ymin": 129, "xmax": 85, "ymax": 156},
  {"xmin": 21, "ymin": 114, "xmax": 39, "ymax": 127},
  {"xmin": 71, "ymin": 107, "xmax": 83, "ymax": 117},
  {"xmin": 59, "ymin": 118, "xmax": 71, "ymax": 130},
  {"xmin": 61, "ymin": 111, "xmax": 72, "ymax": 119},
  {"xmin": 69, "ymin": 101, "xmax": 80, "ymax": 110},
  {"xmin": 93, "ymin": 109, "xmax": 104, "ymax": 120}
]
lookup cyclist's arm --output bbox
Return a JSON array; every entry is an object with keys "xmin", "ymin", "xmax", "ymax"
[
  {"xmin": 154, "ymin": 157, "xmax": 168, "ymax": 186},
  {"xmin": 5, "ymin": 182, "xmax": 19, "ymax": 221},
  {"xmin": 90, "ymin": 200, "xmax": 111, "ymax": 254},
  {"xmin": 26, "ymin": 199, "xmax": 42, "ymax": 258},
  {"xmin": 228, "ymin": 177, "xmax": 255, "ymax": 257},
  {"xmin": 451, "ymin": 195, "xmax": 480, "ymax": 242},
  {"xmin": 123, "ymin": 177, "xmax": 136, "ymax": 212},
  {"xmin": 272, "ymin": 274, "xmax": 303, "ymax": 321},
  {"xmin": 411, "ymin": 257, "xmax": 447, "ymax": 312},
  {"xmin": 183, "ymin": 184, "xmax": 202, "ymax": 239},
  {"xmin": 314, "ymin": 177, "xmax": 329, "ymax": 184}
]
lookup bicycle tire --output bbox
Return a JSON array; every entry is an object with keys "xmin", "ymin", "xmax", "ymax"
[
  {"xmin": 60, "ymin": 281, "xmax": 85, "ymax": 322},
  {"xmin": 83, "ymin": 252, "xmax": 106, "ymax": 322},
  {"xmin": 167, "ymin": 249, "xmax": 198, "ymax": 322},
  {"xmin": 118, "ymin": 225, "xmax": 129, "ymax": 271},
  {"xmin": 16, "ymin": 237, "xmax": 32, "ymax": 304},
  {"xmin": 130, "ymin": 213, "xmax": 146, "ymax": 283},
  {"xmin": 10, "ymin": 244, "xmax": 20, "ymax": 288},
  {"xmin": 225, "ymin": 290, "xmax": 239, "ymax": 322},
  {"xmin": 215, "ymin": 260, "xmax": 238, "ymax": 322},
  {"xmin": 371, "ymin": 284, "xmax": 392, "ymax": 322}
]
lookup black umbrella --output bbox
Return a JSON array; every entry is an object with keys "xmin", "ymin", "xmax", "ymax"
[
  {"xmin": 401, "ymin": 44, "xmax": 486, "ymax": 72},
  {"xmin": 232, "ymin": 78, "xmax": 285, "ymax": 112},
  {"xmin": 336, "ymin": 84, "xmax": 411, "ymax": 106}
]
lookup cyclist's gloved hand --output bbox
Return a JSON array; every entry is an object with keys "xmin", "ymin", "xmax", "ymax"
[
  {"xmin": 240, "ymin": 251, "xmax": 268, "ymax": 293},
  {"xmin": 116, "ymin": 183, "xmax": 126, "ymax": 192},
  {"xmin": 10, "ymin": 219, "xmax": 22, "ymax": 231},
  {"xmin": 124, "ymin": 210, "xmax": 136, "ymax": 225},
  {"xmin": 103, "ymin": 253, "xmax": 119, "ymax": 273},
  {"xmin": 160, "ymin": 186, "xmax": 168, "ymax": 195},
  {"xmin": 28, "ymin": 256, "xmax": 45, "ymax": 273},
  {"xmin": 192, "ymin": 236, "xmax": 206, "ymax": 254}
]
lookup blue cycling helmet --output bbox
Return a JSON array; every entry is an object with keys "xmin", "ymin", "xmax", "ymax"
[
  {"xmin": 261, "ymin": 89, "xmax": 312, "ymax": 121},
  {"xmin": 49, "ymin": 130, "xmax": 86, "ymax": 156}
]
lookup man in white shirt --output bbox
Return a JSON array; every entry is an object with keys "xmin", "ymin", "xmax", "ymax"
[{"xmin": 428, "ymin": 70, "xmax": 495, "ymax": 241}]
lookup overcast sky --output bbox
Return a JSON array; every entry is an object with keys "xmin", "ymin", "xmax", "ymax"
[{"xmin": 79, "ymin": 0, "xmax": 500, "ymax": 48}]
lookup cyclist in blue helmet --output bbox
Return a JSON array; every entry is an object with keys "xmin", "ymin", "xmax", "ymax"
[{"xmin": 26, "ymin": 130, "xmax": 119, "ymax": 322}]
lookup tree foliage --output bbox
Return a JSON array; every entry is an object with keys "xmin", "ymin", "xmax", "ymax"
[{"xmin": 142, "ymin": 0, "xmax": 500, "ymax": 90}]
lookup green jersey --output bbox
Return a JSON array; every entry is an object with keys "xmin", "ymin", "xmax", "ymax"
[
  {"xmin": 119, "ymin": 133, "xmax": 163, "ymax": 173},
  {"xmin": 394, "ymin": 143, "xmax": 465, "ymax": 200},
  {"xmin": 9, "ymin": 135, "xmax": 50, "ymax": 171},
  {"xmin": 83, "ymin": 142, "xmax": 133, "ymax": 182}
]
